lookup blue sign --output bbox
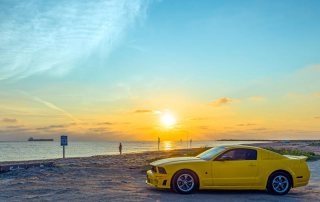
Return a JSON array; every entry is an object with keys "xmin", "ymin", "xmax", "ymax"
[{"xmin": 61, "ymin": 135, "xmax": 68, "ymax": 146}]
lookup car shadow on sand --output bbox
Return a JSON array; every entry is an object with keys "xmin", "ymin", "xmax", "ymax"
[
  {"xmin": 147, "ymin": 187, "xmax": 268, "ymax": 195},
  {"xmin": 145, "ymin": 187, "xmax": 310, "ymax": 202}
]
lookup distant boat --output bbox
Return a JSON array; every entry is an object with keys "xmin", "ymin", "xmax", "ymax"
[{"xmin": 28, "ymin": 137, "xmax": 54, "ymax": 142}]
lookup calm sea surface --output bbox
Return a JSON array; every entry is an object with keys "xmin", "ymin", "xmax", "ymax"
[{"xmin": 0, "ymin": 140, "xmax": 267, "ymax": 162}]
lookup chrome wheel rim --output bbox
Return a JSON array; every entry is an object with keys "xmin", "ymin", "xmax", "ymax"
[
  {"xmin": 177, "ymin": 173, "xmax": 194, "ymax": 192},
  {"xmin": 272, "ymin": 175, "xmax": 289, "ymax": 193}
]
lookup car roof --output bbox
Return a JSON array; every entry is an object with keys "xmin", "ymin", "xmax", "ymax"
[{"xmin": 223, "ymin": 145, "xmax": 261, "ymax": 150}]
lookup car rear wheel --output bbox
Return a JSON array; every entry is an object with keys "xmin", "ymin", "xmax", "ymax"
[
  {"xmin": 172, "ymin": 170, "xmax": 198, "ymax": 194},
  {"xmin": 267, "ymin": 172, "xmax": 291, "ymax": 195}
]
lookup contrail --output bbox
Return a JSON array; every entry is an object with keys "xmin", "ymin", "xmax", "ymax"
[
  {"xmin": 32, "ymin": 96, "xmax": 79, "ymax": 122},
  {"xmin": 19, "ymin": 90, "xmax": 79, "ymax": 122}
]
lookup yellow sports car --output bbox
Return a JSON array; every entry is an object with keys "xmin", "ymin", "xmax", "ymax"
[{"xmin": 146, "ymin": 145, "xmax": 310, "ymax": 195}]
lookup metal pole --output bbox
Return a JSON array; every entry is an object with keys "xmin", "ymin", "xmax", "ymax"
[
  {"xmin": 187, "ymin": 133, "xmax": 189, "ymax": 149},
  {"xmin": 63, "ymin": 146, "xmax": 65, "ymax": 159}
]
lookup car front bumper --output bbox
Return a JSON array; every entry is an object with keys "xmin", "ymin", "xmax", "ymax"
[{"xmin": 146, "ymin": 170, "xmax": 171, "ymax": 189}]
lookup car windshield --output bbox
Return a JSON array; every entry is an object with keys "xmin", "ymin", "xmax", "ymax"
[{"xmin": 196, "ymin": 147, "xmax": 225, "ymax": 160}]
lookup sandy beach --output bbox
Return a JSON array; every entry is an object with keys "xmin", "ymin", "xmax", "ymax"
[{"xmin": 0, "ymin": 142, "xmax": 319, "ymax": 202}]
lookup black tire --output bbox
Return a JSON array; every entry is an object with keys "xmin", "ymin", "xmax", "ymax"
[
  {"xmin": 172, "ymin": 169, "xmax": 198, "ymax": 194},
  {"xmin": 267, "ymin": 172, "xmax": 292, "ymax": 195}
]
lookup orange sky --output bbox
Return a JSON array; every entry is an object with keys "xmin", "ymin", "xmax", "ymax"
[{"xmin": 1, "ymin": 67, "xmax": 319, "ymax": 141}]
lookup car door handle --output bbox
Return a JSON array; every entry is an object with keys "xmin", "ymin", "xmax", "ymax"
[{"xmin": 248, "ymin": 164, "xmax": 256, "ymax": 167}]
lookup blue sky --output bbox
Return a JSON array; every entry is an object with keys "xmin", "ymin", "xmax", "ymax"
[
  {"xmin": 67, "ymin": 0, "xmax": 320, "ymax": 96},
  {"xmin": 0, "ymin": 0, "xmax": 320, "ymax": 140}
]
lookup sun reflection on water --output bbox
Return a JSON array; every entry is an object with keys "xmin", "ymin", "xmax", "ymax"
[{"xmin": 163, "ymin": 141, "xmax": 173, "ymax": 151}]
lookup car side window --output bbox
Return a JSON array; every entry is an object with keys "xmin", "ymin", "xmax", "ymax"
[{"xmin": 215, "ymin": 148, "xmax": 257, "ymax": 161}]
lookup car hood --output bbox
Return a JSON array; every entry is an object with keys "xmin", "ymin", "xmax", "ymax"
[{"xmin": 151, "ymin": 157, "xmax": 204, "ymax": 166}]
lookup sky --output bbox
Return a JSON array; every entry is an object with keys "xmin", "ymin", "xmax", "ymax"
[{"xmin": 0, "ymin": 0, "xmax": 320, "ymax": 141}]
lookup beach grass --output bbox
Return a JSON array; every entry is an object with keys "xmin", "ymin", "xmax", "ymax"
[
  {"xmin": 308, "ymin": 142, "xmax": 320, "ymax": 147},
  {"xmin": 264, "ymin": 147, "xmax": 320, "ymax": 161}
]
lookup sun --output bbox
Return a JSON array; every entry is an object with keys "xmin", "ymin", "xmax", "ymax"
[{"xmin": 160, "ymin": 112, "xmax": 177, "ymax": 127}]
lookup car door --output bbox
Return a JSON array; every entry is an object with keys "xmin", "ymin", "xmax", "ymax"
[
  {"xmin": 198, "ymin": 161, "xmax": 214, "ymax": 187},
  {"xmin": 212, "ymin": 148, "xmax": 260, "ymax": 187}
]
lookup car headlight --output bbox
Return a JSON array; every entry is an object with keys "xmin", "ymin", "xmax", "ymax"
[{"xmin": 158, "ymin": 167, "xmax": 167, "ymax": 174}]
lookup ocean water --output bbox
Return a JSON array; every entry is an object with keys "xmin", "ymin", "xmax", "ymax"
[{"xmin": 0, "ymin": 140, "xmax": 266, "ymax": 162}]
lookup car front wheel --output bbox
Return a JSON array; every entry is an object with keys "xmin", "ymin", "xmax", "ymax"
[
  {"xmin": 172, "ymin": 170, "xmax": 198, "ymax": 194},
  {"xmin": 267, "ymin": 172, "xmax": 291, "ymax": 195}
]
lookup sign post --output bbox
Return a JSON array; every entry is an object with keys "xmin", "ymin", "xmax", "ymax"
[{"xmin": 60, "ymin": 135, "xmax": 68, "ymax": 159}]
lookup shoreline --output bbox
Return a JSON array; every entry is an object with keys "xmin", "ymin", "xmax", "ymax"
[
  {"xmin": 1, "ymin": 140, "xmax": 320, "ymax": 164},
  {"xmin": 0, "ymin": 147, "xmax": 204, "ymax": 166},
  {"xmin": 0, "ymin": 140, "xmax": 266, "ymax": 163}
]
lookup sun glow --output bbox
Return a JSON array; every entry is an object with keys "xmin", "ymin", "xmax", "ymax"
[
  {"xmin": 160, "ymin": 112, "xmax": 177, "ymax": 127},
  {"xmin": 163, "ymin": 141, "xmax": 173, "ymax": 150}
]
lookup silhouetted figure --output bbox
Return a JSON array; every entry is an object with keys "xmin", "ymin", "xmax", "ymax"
[
  {"xmin": 119, "ymin": 142, "xmax": 122, "ymax": 155},
  {"xmin": 190, "ymin": 139, "xmax": 192, "ymax": 148},
  {"xmin": 158, "ymin": 137, "xmax": 160, "ymax": 151}
]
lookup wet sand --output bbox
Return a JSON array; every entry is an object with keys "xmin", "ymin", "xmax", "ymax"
[{"xmin": 0, "ymin": 143, "xmax": 319, "ymax": 202}]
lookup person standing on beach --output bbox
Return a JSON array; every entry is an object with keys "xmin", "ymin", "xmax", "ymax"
[{"xmin": 119, "ymin": 142, "xmax": 122, "ymax": 155}]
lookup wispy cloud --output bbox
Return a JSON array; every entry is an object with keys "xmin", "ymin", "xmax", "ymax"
[
  {"xmin": 97, "ymin": 122, "xmax": 113, "ymax": 125},
  {"xmin": 210, "ymin": 97, "xmax": 236, "ymax": 107},
  {"xmin": 6, "ymin": 125, "xmax": 23, "ymax": 129},
  {"xmin": 0, "ymin": 0, "xmax": 149, "ymax": 80},
  {"xmin": 189, "ymin": 117, "xmax": 211, "ymax": 121},
  {"xmin": 236, "ymin": 123, "xmax": 257, "ymax": 127},
  {"xmin": 2, "ymin": 118, "xmax": 17, "ymax": 123},
  {"xmin": 248, "ymin": 96, "xmax": 265, "ymax": 102},
  {"xmin": 36, "ymin": 124, "xmax": 66, "ymax": 130},
  {"xmin": 251, "ymin": 127, "xmax": 268, "ymax": 131},
  {"xmin": 133, "ymin": 109, "xmax": 153, "ymax": 113},
  {"xmin": 299, "ymin": 64, "xmax": 320, "ymax": 74},
  {"xmin": 88, "ymin": 127, "xmax": 111, "ymax": 133}
]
